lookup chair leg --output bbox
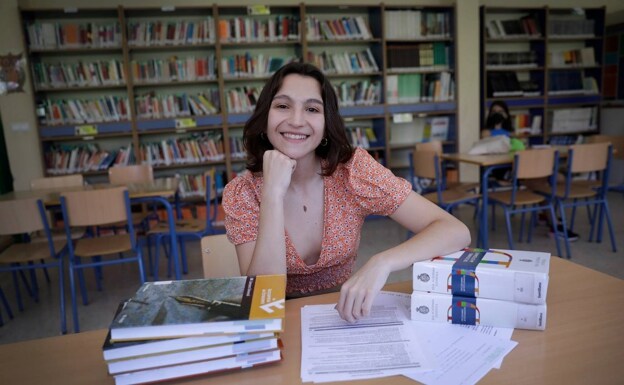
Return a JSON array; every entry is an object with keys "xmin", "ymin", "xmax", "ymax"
[
  {"xmin": 68, "ymin": 263, "xmax": 80, "ymax": 333},
  {"xmin": 11, "ymin": 270, "xmax": 24, "ymax": 312},
  {"xmin": 74, "ymin": 259, "xmax": 89, "ymax": 306},
  {"xmin": 548, "ymin": 205, "xmax": 562, "ymax": 258},
  {"xmin": 57, "ymin": 261, "xmax": 67, "ymax": 334},
  {"xmin": 558, "ymin": 203, "xmax": 572, "ymax": 259},
  {"xmin": 41, "ymin": 262, "xmax": 51, "ymax": 284},
  {"xmin": 28, "ymin": 266, "xmax": 40, "ymax": 303},
  {"xmin": 504, "ymin": 208, "xmax": 515, "ymax": 250},
  {"xmin": 0, "ymin": 286, "xmax": 14, "ymax": 323},
  {"xmin": 600, "ymin": 200, "xmax": 617, "ymax": 252},
  {"xmin": 93, "ymin": 256, "xmax": 103, "ymax": 291}
]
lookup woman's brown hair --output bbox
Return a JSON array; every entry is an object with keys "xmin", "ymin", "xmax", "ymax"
[{"xmin": 243, "ymin": 62, "xmax": 354, "ymax": 176}]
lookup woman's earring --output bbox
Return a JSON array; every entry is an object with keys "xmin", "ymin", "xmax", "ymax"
[{"xmin": 320, "ymin": 137, "xmax": 328, "ymax": 147}]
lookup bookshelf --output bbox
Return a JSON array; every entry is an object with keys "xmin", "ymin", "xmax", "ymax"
[
  {"xmin": 20, "ymin": 4, "xmax": 459, "ymax": 194},
  {"xmin": 383, "ymin": 4, "xmax": 457, "ymax": 177},
  {"xmin": 480, "ymin": 6, "xmax": 606, "ymax": 146}
]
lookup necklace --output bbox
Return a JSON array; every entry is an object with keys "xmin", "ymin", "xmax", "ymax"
[{"xmin": 303, "ymin": 205, "xmax": 307, "ymax": 212}]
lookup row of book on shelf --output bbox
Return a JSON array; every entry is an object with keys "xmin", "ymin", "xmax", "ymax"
[
  {"xmin": 218, "ymin": 15, "xmax": 300, "ymax": 43},
  {"xmin": 486, "ymin": 51, "xmax": 538, "ymax": 68},
  {"xmin": 549, "ymin": 107, "xmax": 598, "ymax": 133},
  {"xmin": 346, "ymin": 126, "xmax": 379, "ymax": 149},
  {"xmin": 485, "ymin": 15, "xmax": 542, "ymax": 38},
  {"xmin": 127, "ymin": 19, "xmax": 216, "ymax": 47},
  {"xmin": 386, "ymin": 72, "xmax": 454, "ymax": 104},
  {"xmin": 306, "ymin": 48, "xmax": 379, "ymax": 76},
  {"xmin": 26, "ymin": 21, "xmax": 121, "ymax": 49},
  {"xmin": 41, "ymin": 96, "xmax": 131, "ymax": 126},
  {"xmin": 333, "ymin": 80, "xmax": 381, "ymax": 106},
  {"xmin": 44, "ymin": 143, "xmax": 133, "ymax": 175},
  {"xmin": 411, "ymin": 248, "xmax": 550, "ymax": 330},
  {"xmin": 384, "ymin": 10, "xmax": 452, "ymax": 39},
  {"xmin": 130, "ymin": 56, "xmax": 216, "ymax": 84},
  {"xmin": 134, "ymin": 90, "xmax": 219, "ymax": 120},
  {"xmin": 176, "ymin": 168, "xmax": 224, "ymax": 199},
  {"xmin": 139, "ymin": 134, "xmax": 225, "ymax": 167},
  {"xmin": 102, "ymin": 275, "xmax": 286, "ymax": 385},
  {"xmin": 387, "ymin": 42, "xmax": 450, "ymax": 71},
  {"xmin": 33, "ymin": 59, "xmax": 126, "ymax": 90},
  {"xmin": 305, "ymin": 15, "xmax": 372, "ymax": 41}
]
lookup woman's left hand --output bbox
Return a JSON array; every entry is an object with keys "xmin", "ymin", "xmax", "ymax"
[{"xmin": 335, "ymin": 255, "xmax": 390, "ymax": 323}]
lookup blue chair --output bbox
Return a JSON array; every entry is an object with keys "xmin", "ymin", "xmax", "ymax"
[
  {"xmin": 147, "ymin": 172, "xmax": 225, "ymax": 280},
  {"xmin": 539, "ymin": 142, "xmax": 616, "ymax": 259},
  {"xmin": 409, "ymin": 148, "xmax": 481, "ymax": 214},
  {"xmin": 487, "ymin": 148, "xmax": 562, "ymax": 256},
  {"xmin": 60, "ymin": 186, "xmax": 146, "ymax": 333},
  {"xmin": 0, "ymin": 197, "xmax": 67, "ymax": 333}
]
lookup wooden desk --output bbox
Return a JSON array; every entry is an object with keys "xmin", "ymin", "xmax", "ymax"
[{"xmin": 0, "ymin": 258, "xmax": 622, "ymax": 385}]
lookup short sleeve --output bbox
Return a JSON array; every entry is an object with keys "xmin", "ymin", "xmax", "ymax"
[
  {"xmin": 346, "ymin": 148, "xmax": 412, "ymax": 216},
  {"xmin": 222, "ymin": 174, "xmax": 260, "ymax": 245}
]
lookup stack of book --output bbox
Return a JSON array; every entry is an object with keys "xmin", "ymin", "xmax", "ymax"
[
  {"xmin": 103, "ymin": 275, "xmax": 286, "ymax": 385},
  {"xmin": 410, "ymin": 248, "xmax": 549, "ymax": 330}
]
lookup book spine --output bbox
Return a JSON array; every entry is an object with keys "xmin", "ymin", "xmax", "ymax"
[{"xmin": 410, "ymin": 291, "xmax": 547, "ymax": 330}]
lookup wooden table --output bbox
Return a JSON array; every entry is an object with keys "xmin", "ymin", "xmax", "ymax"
[{"xmin": 0, "ymin": 257, "xmax": 622, "ymax": 385}]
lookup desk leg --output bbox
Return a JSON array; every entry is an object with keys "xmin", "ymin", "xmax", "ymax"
[{"xmin": 134, "ymin": 197, "xmax": 182, "ymax": 280}]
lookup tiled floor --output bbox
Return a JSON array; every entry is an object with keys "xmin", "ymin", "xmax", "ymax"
[{"xmin": 0, "ymin": 191, "xmax": 622, "ymax": 345}]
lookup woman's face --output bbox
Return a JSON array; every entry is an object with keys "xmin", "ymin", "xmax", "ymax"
[{"xmin": 266, "ymin": 74, "xmax": 326, "ymax": 160}]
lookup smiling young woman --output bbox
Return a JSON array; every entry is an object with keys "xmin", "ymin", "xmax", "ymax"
[{"xmin": 222, "ymin": 62, "xmax": 471, "ymax": 323}]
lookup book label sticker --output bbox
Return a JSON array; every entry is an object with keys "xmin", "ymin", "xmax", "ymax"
[
  {"xmin": 175, "ymin": 118, "xmax": 196, "ymax": 129},
  {"xmin": 75, "ymin": 124, "xmax": 98, "ymax": 136},
  {"xmin": 248, "ymin": 5, "xmax": 270, "ymax": 15},
  {"xmin": 392, "ymin": 113, "xmax": 413, "ymax": 123}
]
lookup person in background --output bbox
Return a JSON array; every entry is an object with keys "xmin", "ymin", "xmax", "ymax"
[
  {"xmin": 222, "ymin": 62, "xmax": 471, "ymax": 323},
  {"xmin": 482, "ymin": 100, "xmax": 513, "ymax": 139},
  {"xmin": 483, "ymin": 101, "xmax": 578, "ymax": 241}
]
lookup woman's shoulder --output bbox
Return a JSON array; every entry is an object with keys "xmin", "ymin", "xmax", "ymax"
[{"xmin": 223, "ymin": 170, "xmax": 261, "ymax": 198}]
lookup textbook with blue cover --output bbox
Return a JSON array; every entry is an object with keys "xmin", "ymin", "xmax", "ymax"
[
  {"xmin": 109, "ymin": 275, "xmax": 286, "ymax": 342},
  {"xmin": 412, "ymin": 248, "xmax": 550, "ymax": 304}
]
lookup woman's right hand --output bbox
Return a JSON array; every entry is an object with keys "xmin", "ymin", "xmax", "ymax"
[{"xmin": 262, "ymin": 150, "xmax": 296, "ymax": 198}]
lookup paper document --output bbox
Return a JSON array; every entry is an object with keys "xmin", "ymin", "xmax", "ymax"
[
  {"xmin": 300, "ymin": 292, "xmax": 433, "ymax": 383},
  {"xmin": 404, "ymin": 322, "xmax": 518, "ymax": 385}
]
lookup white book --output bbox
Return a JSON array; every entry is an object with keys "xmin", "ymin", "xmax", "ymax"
[
  {"xmin": 113, "ymin": 349, "xmax": 281, "ymax": 385},
  {"xmin": 108, "ymin": 337, "xmax": 279, "ymax": 374},
  {"xmin": 412, "ymin": 248, "xmax": 550, "ymax": 304},
  {"xmin": 411, "ymin": 291, "xmax": 547, "ymax": 330}
]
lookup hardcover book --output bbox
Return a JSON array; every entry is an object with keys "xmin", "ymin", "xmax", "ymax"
[
  {"xmin": 107, "ymin": 336, "xmax": 280, "ymax": 375},
  {"xmin": 113, "ymin": 348, "xmax": 282, "ymax": 385},
  {"xmin": 412, "ymin": 248, "xmax": 550, "ymax": 304},
  {"xmin": 410, "ymin": 291, "xmax": 547, "ymax": 330},
  {"xmin": 109, "ymin": 275, "xmax": 286, "ymax": 342}
]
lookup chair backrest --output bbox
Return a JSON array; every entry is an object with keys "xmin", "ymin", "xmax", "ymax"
[
  {"xmin": 61, "ymin": 186, "xmax": 129, "ymax": 227},
  {"xmin": 200, "ymin": 235, "xmax": 241, "ymax": 278},
  {"xmin": 109, "ymin": 164, "xmax": 154, "ymax": 185},
  {"xmin": 412, "ymin": 150, "xmax": 440, "ymax": 180},
  {"xmin": 568, "ymin": 142, "xmax": 610, "ymax": 173},
  {"xmin": 514, "ymin": 148, "xmax": 556, "ymax": 180},
  {"xmin": 416, "ymin": 140, "xmax": 443, "ymax": 153},
  {"xmin": 30, "ymin": 174, "xmax": 84, "ymax": 190},
  {"xmin": 586, "ymin": 135, "xmax": 624, "ymax": 160},
  {"xmin": 0, "ymin": 198, "xmax": 44, "ymax": 235}
]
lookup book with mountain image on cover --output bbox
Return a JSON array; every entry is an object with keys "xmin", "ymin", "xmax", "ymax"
[
  {"xmin": 412, "ymin": 248, "xmax": 550, "ymax": 304},
  {"xmin": 113, "ymin": 348, "xmax": 282, "ymax": 385},
  {"xmin": 109, "ymin": 275, "xmax": 286, "ymax": 342}
]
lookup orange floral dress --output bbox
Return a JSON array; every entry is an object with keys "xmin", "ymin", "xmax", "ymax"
[{"xmin": 223, "ymin": 148, "xmax": 412, "ymax": 296}]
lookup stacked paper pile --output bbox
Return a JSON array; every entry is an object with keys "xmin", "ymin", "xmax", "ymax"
[
  {"xmin": 102, "ymin": 275, "xmax": 285, "ymax": 385},
  {"xmin": 411, "ymin": 248, "xmax": 550, "ymax": 330}
]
